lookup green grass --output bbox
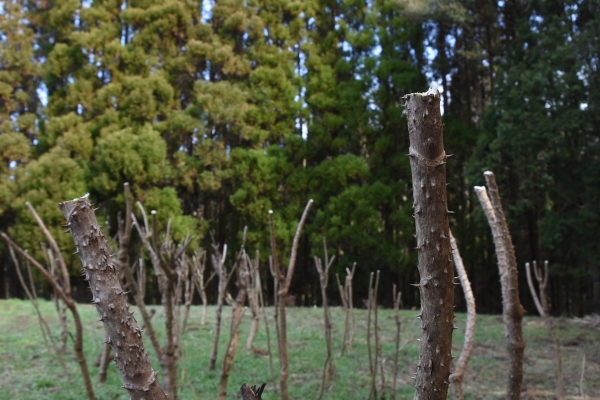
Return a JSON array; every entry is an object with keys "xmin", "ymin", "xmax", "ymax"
[{"xmin": 0, "ymin": 299, "xmax": 598, "ymax": 399}]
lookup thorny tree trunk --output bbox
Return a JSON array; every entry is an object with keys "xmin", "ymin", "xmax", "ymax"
[
  {"xmin": 209, "ymin": 243, "xmax": 228, "ymax": 370},
  {"xmin": 269, "ymin": 200, "xmax": 313, "ymax": 400},
  {"xmin": 449, "ymin": 231, "xmax": 476, "ymax": 400},
  {"xmin": 58, "ymin": 196, "xmax": 167, "ymax": 400},
  {"xmin": 218, "ymin": 249, "xmax": 249, "ymax": 400},
  {"xmin": 525, "ymin": 261, "xmax": 564, "ymax": 400},
  {"xmin": 404, "ymin": 88, "xmax": 455, "ymax": 400},
  {"xmin": 314, "ymin": 238, "xmax": 335, "ymax": 400},
  {"xmin": 475, "ymin": 172, "xmax": 525, "ymax": 400}
]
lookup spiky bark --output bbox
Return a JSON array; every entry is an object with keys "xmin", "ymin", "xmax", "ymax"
[
  {"xmin": 474, "ymin": 171, "xmax": 525, "ymax": 400},
  {"xmin": 404, "ymin": 88, "xmax": 454, "ymax": 400},
  {"xmin": 58, "ymin": 195, "xmax": 167, "ymax": 400}
]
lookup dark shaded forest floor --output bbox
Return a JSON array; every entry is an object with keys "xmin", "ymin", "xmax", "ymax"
[{"xmin": 0, "ymin": 299, "xmax": 598, "ymax": 399}]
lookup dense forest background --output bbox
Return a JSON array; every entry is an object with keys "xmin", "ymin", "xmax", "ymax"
[{"xmin": 1, "ymin": 0, "xmax": 598, "ymax": 315}]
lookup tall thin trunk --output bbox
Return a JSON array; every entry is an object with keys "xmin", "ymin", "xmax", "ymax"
[
  {"xmin": 474, "ymin": 172, "xmax": 525, "ymax": 400},
  {"xmin": 404, "ymin": 89, "xmax": 455, "ymax": 400}
]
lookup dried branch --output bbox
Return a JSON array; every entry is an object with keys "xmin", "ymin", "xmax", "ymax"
[
  {"xmin": 8, "ymin": 247, "xmax": 72, "ymax": 382},
  {"xmin": 209, "ymin": 240, "xmax": 228, "ymax": 370},
  {"xmin": 449, "ymin": 231, "xmax": 476, "ymax": 400},
  {"xmin": 475, "ymin": 171, "xmax": 525, "ymax": 400},
  {"xmin": 218, "ymin": 247, "xmax": 249, "ymax": 400},
  {"xmin": 1, "ymin": 231, "xmax": 96, "ymax": 400}
]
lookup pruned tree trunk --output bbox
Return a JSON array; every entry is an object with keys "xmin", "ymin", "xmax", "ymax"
[
  {"xmin": 449, "ymin": 231, "xmax": 476, "ymax": 400},
  {"xmin": 475, "ymin": 171, "xmax": 525, "ymax": 400},
  {"xmin": 133, "ymin": 205, "xmax": 192, "ymax": 400},
  {"xmin": 525, "ymin": 260, "xmax": 564, "ymax": 400},
  {"xmin": 366, "ymin": 271, "xmax": 380, "ymax": 400},
  {"xmin": 315, "ymin": 237, "xmax": 335, "ymax": 400},
  {"xmin": 246, "ymin": 251, "xmax": 261, "ymax": 350},
  {"xmin": 391, "ymin": 285, "xmax": 402, "ymax": 400},
  {"xmin": 58, "ymin": 195, "xmax": 167, "ymax": 400},
  {"xmin": 268, "ymin": 200, "xmax": 313, "ymax": 400},
  {"xmin": 404, "ymin": 88, "xmax": 455, "ymax": 400},
  {"xmin": 218, "ymin": 247, "xmax": 249, "ymax": 400},
  {"xmin": 209, "ymin": 241, "xmax": 228, "ymax": 370}
]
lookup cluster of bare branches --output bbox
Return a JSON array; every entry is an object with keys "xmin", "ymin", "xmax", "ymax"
[{"xmin": 2, "ymin": 205, "xmax": 96, "ymax": 400}]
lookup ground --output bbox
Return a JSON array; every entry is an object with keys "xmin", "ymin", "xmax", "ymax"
[{"xmin": 0, "ymin": 299, "xmax": 598, "ymax": 399}]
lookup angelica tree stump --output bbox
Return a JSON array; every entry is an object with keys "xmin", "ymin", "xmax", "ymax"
[
  {"xmin": 403, "ymin": 88, "xmax": 454, "ymax": 400},
  {"xmin": 59, "ymin": 195, "xmax": 167, "ymax": 400}
]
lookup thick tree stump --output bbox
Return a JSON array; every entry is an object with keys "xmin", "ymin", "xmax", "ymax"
[{"xmin": 404, "ymin": 88, "xmax": 454, "ymax": 400}]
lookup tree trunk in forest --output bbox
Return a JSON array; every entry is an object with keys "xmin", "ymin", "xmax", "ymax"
[
  {"xmin": 449, "ymin": 231, "xmax": 476, "ymax": 400},
  {"xmin": 404, "ymin": 88, "xmax": 455, "ymax": 400},
  {"xmin": 58, "ymin": 195, "xmax": 167, "ymax": 400},
  {"xmin": 474, "ymin": 172, "xmax": 525, "ymax": 400}
]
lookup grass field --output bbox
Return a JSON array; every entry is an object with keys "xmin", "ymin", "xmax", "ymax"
[{"xmin": 0, "ymin": 298, "xmax": 598, "ymax": 399}]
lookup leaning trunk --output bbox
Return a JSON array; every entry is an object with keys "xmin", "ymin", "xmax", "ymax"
[
  {"xmin": 404, "ymin": 89, "xmax": 455, "ymax": 400},
  {"xmin": 475, "ymin": 172, "xmax": 525, "ymax": 400},
  {"xmin": 59, "ymin": 196, "xmax": 167, "ymax": 400}
]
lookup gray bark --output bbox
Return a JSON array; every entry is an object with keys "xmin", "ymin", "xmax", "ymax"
[
  {"xmin": 59, "ymin": 195, "xmax": 167, "ymax": 400},
  {"xmin": 404, "ymin": 88, "xmax": 455, "ymax": 400},
  {"xmin": 474, "ymin": 171, "xmax": 525, "ymax": 400}
]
